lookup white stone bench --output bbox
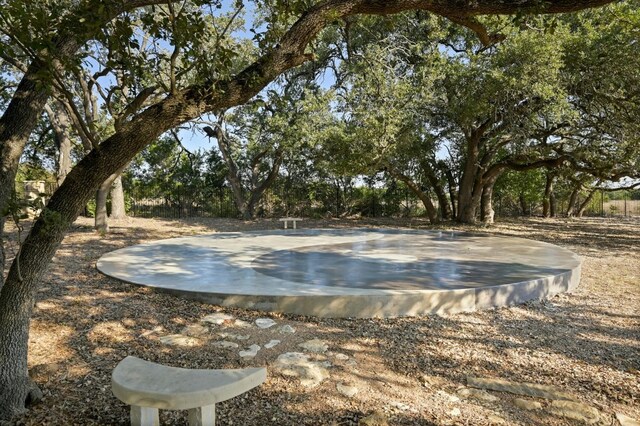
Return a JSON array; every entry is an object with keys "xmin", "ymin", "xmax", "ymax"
[
  {"xmin": 112, "ymin": 356, "xmax": 267, "ymax": 426},
  {"xmin": 279, "ymin": 217, "xmax": 303, "ymax": 229}
]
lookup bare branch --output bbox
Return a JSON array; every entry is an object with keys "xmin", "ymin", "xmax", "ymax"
[{"xmin": 442, "ymin": 15, "xmax": 505, "ymax": 46}]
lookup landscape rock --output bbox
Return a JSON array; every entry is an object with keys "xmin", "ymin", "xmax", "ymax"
[
  {"xmin": 449, "ymin": 408, "xmax": 461, "ymax": 417},
  {"xmin": 181, "ymin": 323, "xmax": 208, "ymax": 337},
  {"xmin": 202, "ymin": 313, "xmax": 234, "ymax": 325},
  {"xmin": 212, "ymin": 341, "xmax": 239, "ymax": 349},
  {"xmin": 255, "ymin": 318, "xmax": 277, "ymax": 329},
  {"xmin": 616, "ymin": 413, "xmax": 640, "ymax": 426},
  {"xmin": 299, "ymin": 338, "xmax": 328, "ymax": 353},
  {"xmin": 457, "ymin": 387, "xmax": 499, "ymax": 402},
  {"xmin": 467, "ymin": 376, "xmax": 577, "ymax": 401},
  {"xmin": 278, "ymin": 324, "xmax": 296, "ymax": 334},
  {"xmin": 218, "ymin": 332, "xmax": 250, "ymax": 340},
  {"xmin": 389, "ymin": 401, "xmax": 416, "ymax": 412},
  {"xmin": 239, "ymin": 344, "xmax": 261, "ymax": 358},
  {"xmin": 359, "ymin": 411, "xmax": 388, "ymax": 426},
  {"xmin": 264, "ymin": 339, "xmax": 281, "ymax": 349},
  {"xmin": 233, "ymin": 319, "xmax": 252, "ymax": 328},
  {"xmin": 513, "ymin": 398, "xmax": 542, "ymax": 410},
  {"xmin": 274, "ymin": 352, "xmax": 330, "ymax": 388},
  {"xmin": 548, "ymin": 400, "xmax": 602, "ymax": 424},
  {"xmin": 436, "ymin": 390, "xmax": 460, "ymax": 403},
  {"xmin": 336, "ymin": 383, "xmax": 358, "ymax": 398},
  {"xmin": 159, "ymin": 334, "xmax": 199, "ymax": 347},
  {"xmin": 140, "ymin": 326, "xmax": 164, "ymax": 337}
]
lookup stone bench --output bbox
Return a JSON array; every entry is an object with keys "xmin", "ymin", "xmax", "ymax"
[
  {"xmin": 112, "ymin": 356, "xmax": 267, "ymax": 426},
  {"xmin": 279, "ymin": 217, "xmax": 303, "ymax": 229}
]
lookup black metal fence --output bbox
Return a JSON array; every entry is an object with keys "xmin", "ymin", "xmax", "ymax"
[
  {"xmin": 494, "ymin": 191, "xmax": 640, "ymax": 218},
  {"xmin": 15, "ymin": 180, "xmax": 640, "ymax": 220},
  {"xmin": 126, "ymin": 182, "xmax": 424, "ymax": 219}
]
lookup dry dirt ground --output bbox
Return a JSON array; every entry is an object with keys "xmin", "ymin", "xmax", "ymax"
[{"xmin": 3, "ymin": 216, "xmax": 639, "ymax": 425}]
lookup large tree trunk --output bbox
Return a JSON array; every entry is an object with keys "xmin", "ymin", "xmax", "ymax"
[
  {"xmin": 481, "ymin": 178, "xmax": 498, "ymax": 225},
  {"xmin": 95, "ymin": 187, "xmax": 110, "ymax": 233},
  {"xmin": 209, "ymin": 124, "xmax": 250, "ymax": 218},
  {"xmin": 443, "ymin": 167, "xmax": 458, "ymax": 219},
  {"xmin": 0, "ymin": 62, "xmax": 53, "ymax": 291},
  {"xmin": 519, "ymin": 194, "xmax": 530, "ymax": 216},
  {"xmin": 384, "ymin": 164, "xmax": 438, "ymax": 224},
  {"xmin": 44, "ymin": 102, "xmax": 74, "ymax": 186},
  {"xmin": 0, "ymin": 104, "xmax": 174, "ymax": 419},
  {"xmin": 542, "ymin": 173, "xmax": 555, "ymax": 218},
  {"xmin": 109, "ymin": 175, "xmax": 127, "ymax": 220},
  {"xmin": 244, "ymin": 153, "xmax": 283, "ymax": 220},
  {"xmin": 457, "ymin": 135, "xmax": 482, "ymax": 224},
  {"xmin": 0, "ymin": 272, "xmax": 44, "ymax": 420},
  {"xmin": 577, "ymin": 188, "xmax": 597, "ymax": 217},
  {"xmin": 56, "ymin": 135, "xmax": 73, "ymax": 187},
  {"xmin": 458, "ymin": 178, "xmax": 484, "ymax": 224},
  {"xmin": 95, "ymin": 172, "xmax": 122, "ymax": 232},
  {"xmin": 566, "ymin": 185, "xmax": 581, "ymax": 217},
  {"xmin": 550, "ymin": 189, "xmax": 557, "ymax": 217},
  {"xmin": 422, "ymin": 162, "xmax": 452, "ymax": 220}
]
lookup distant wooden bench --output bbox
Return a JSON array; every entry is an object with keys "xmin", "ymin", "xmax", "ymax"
[
  {"xmin": 279, "ymin": 217, "xmax": 303, "ymax": 229},
  {"xmin": 112, "ymin": 356, "xmax": 266, "ymax": 426}
]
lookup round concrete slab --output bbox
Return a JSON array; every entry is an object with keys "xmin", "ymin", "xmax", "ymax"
[{"xmin": 96, "ymin": 229, "xmax": 582, "ymax": 318}]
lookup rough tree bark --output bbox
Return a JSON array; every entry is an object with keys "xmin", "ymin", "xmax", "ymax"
[
  {"xmin": 519, "ymin": 193, "xmax": 531, "ymax": 216},
  {"xmin": 566, "ymin": 183, "xmax": 582, "ymax": 217},
  {"xmin": 244, "ymin": 152, "xmax": 284, "ymax": 219},
  {"xmin": 480, "ymin": 175, "xmax": 500, "ymax": 224},
  {"xmin": 457, "ymin": 134, "xmax": 481, "ymax": 223},
  {"xmin": 576, "ymin": 187, "xmax": 598, "ymax": 217},
  {"xmin": 543, "ymin": 173, "xmax": 556, "ymax": 218},
  {"xmin": 0, "ymin": 0, "xmax": 617, "ymax": 419},
  {"xmin": 384, "ymin": 163, "xmax": 439, "ymax": 223},
  {"xmin": 95, "ymin": 169, "xmax": 127, "ymax": 232},
  {"xmin": 0, "ymin": 60, "xmax": 53, "ymax": 293},
  {"xmin": 110, "ymin": 176, "xmax": 127, "ymax": 220},
  {"xmin": 422, "ymin": 161, "xmax": 452, "ymax": 220},
  {"xmin": 443, "ymin": 166, "xmax": 458, "ymax": 219},
  {"xmin": 550, "ymin": 190, "xmax": 557, "ymax": 217},
  {"xmin": 44, "ymin": 103, "xmax": 73, "ymax": 186},
  {"xmin": 207, "ymin": 123, "xmax": 283, "ymax": 220}
]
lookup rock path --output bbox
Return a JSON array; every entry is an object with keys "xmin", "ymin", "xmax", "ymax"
[{"xmin": 156, "ymin": 312, "xmax": 639, "ymax": 426}]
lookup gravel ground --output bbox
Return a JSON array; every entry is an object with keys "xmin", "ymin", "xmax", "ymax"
[{"xmin": 3, "ymin": 216, "xmax": 639, "ymax": 425}]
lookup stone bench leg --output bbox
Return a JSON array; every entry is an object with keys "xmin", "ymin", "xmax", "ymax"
[
  {"xmin": 283, "ymin": 220, "xmax": 288, "ymax": 229},
  {"xmin": 293, "ymin": 220, "xmax": 297, "ymax": 230},
  {"xmin": 187, "ymin": 404, "xmax": 215, "ymax": 426},
  {"xmin": 131, "ymin": 406, "xmax": 159, "ymax": 426}
]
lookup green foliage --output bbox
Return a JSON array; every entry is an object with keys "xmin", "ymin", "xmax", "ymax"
[
  {"xmin": 3, "ymin": 0, "xmax": 639, "ymax": 224},
  {"xmin": 15, "ymin": 163, "xmax": 54, "ymax": 182},
  {"xmin": 494, "ymin": 169, "xmax": 546, "ymax": 205},
  {"xmin": 38, "ymin": 207, "xmax": 64, "ymax": 235},
  {"xmin": 126, "ymin": 136, "xmax": 228, "ymax": 202}
]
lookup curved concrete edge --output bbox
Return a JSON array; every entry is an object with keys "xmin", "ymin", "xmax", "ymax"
[
  {"xmin": 133, "ymin": 261, "xmax": 581, "ymax": 318},
  {"xmin": 112, "ymin": 356, "xmax": 267, "ymax": 410}
]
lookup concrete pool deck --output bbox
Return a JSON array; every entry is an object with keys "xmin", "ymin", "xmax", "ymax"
[{"xmin": 96, "ymin": 229, "xmax": 582, "ymax": 318}]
